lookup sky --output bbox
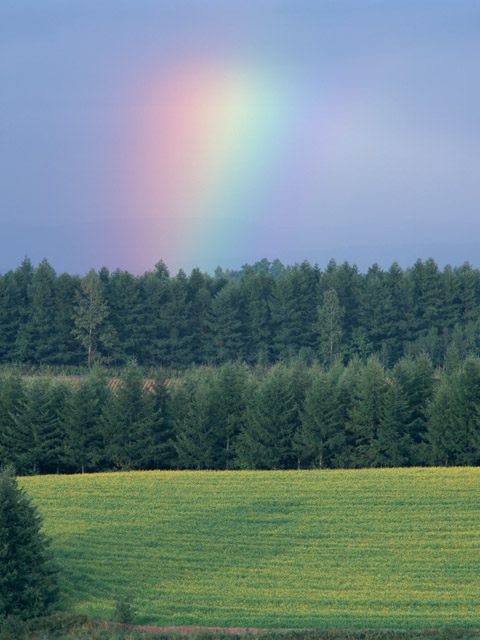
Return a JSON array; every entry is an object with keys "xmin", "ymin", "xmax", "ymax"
[{"xmin": 1, "ymin": 0, "xmax": 480, "ymax": 276}]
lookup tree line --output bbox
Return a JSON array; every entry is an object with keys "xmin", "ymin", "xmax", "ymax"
[
  {"xmin": 2, "ymin": 256, "xmax": 480, "ymax": 369},
  {"xmin": 1, "ymin": 356, "xmax": 479, "ymax": 474}
]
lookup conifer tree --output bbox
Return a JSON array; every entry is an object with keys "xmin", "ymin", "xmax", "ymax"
[
  {"xmin": 103, "ymin": 361, "xmax": 160, "ymax": 469},
  {"xmin": 235, "ymin": 364, "xmax": 298, "ymax": 469},
  {"xmin": 63, "ymin": 369, "xmax": 109, "ymax": 473},
  {"xmin": 171, "ymin": 369, "xmax": 218, "ymax": 469},
  {"xmin": 208, "ymin": 281, "xmax": 246, "ymax": 363},
  {"xmin": 24, "ymin": 259, "xmax": 58, "ymax": 363},
  {"xmin": 347, "ymin": 355, "xmax": 388, "ymax": 467},
  {"xmin": 0, "ymin": 467, "xmax": 58, "ymax": 619},
  {"xmin": 297, "ymin": 365, "xmax": 338, "ymax": 468}
]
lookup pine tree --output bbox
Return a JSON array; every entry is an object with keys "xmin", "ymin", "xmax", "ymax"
[
  {"xmin": 103, "ymin": 361, "xmax": 159, "ymax": 470},
  {"xmin": 55, "ymin": 272, "xmax": 83, "ymax": 365},
  {"xmin": 11, "ymin": 380, "xmax": 66, "ymax": 475},
  {"xmin": 297, "ymin": 365, "xmax": 338, "ymax": 468},
  {"xmin": 63, "ymin": 369, "xmax": 109, "ymax": 473},
  {"xmin": 0, "ymin": 467, "xmax": 58, "ymax": 619},
  {"xmin": 209, "ymin": 362, "xmax": 249, "ymax": 469},
  {"xmin": 171, "ymin": 369, "xmax": 219, "ymax": 469},
  {"xmin": 208, "ymin": 281, "xmax": 246, "ymax": 363},
  {"xmin": 347, "ymin": 355, "xmax": 388, "ymax": 467},
  {"xmin": 447, "ymin": 357, "xmax": 480, "ymax": 465},
  {"xmin": 235, "ymin": 364, "xmax": 298, "ymax": 469},
  {"xmin": 23, "ymin": 259, "xmax": 58, "ymax": 364},
  {"xmin": 0, "ymin": 376, "xmax": 26, "ymax": 469}
]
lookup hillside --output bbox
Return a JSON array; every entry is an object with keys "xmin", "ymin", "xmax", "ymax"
[{"xmin": 22, "ymin": 468, "xmax": 480, "ymax": 628}]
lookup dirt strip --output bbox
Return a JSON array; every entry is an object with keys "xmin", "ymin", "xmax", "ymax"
[{"xmin": 131, "ymin": 626, "xmax": 290, "ymax": 636}]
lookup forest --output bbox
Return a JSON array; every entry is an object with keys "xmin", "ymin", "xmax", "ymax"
[
  {"xmin": 1, "ymin": 255, "xmax": 480, "ymax": 474},
  {"xmin": 1, "ymin": 255, "xmax": 480, "ymax": 369},
  {"xmin": 1, "ymin": 354, "xmax": 479, "ymax": 474}
]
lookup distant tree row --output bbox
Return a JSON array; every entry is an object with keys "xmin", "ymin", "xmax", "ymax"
[
  {"xmin": 2, "ymin": 256, "xmax": 480, "ymax": 369},
  {"xmin": 1, "ymin": 356, "xmax": 479, "ymax": 474}
]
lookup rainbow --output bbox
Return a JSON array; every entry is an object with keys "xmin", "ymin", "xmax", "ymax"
[
  {"xmin": 124, "ymin": 59, "xmax": 301, "ymax": 272},
  {"xmin": 118, "ymin": 57, "xmax": 364, "ymax": 274}
]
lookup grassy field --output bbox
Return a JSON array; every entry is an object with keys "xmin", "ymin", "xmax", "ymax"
[{"xmin": 21, "ymin": 468, "xmax": 480, "ymax": 629}]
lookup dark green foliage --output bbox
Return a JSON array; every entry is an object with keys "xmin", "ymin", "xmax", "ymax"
[
  {"xmin": 171, "ymin": 368, "xmax": 220, "ymax": 469},
  {"xmin": 114, "ymin": 596, "xmax": 136, "ymax": 625},
  {"xmin": 10, "ymin": 379, "xmax": 68, "ymax": 475},
  {"xmin": 103, "ymin": 361, "xmax": 166, "ymax": 470},
  {"xmin": 0, "ymin": 467, "xmax": 58, "ymax": 620},
  {"xmin": 4, "ymin": 255, "xmax": 480, "ymax": 370},
  {"xmin": 296, "ymin": 363, "xmax": 343, "ymax": 468},
  {"xmin": 63, "ymin": 368, "xmax": 109, "ymax": 474},
  {"xmin": 235, "ymin": 364, "xmax": 299, "ymax": 469},
  {"xmin": 209, "ymin": 281, "xmax": 246, "ymax": 363},
  {"xmin": 3, "ymin": 255, "xmax": 480, "ymax": 471},
  {"xmin": 347, "ymin": 355, "xmax": 389, "ymax": 467}
]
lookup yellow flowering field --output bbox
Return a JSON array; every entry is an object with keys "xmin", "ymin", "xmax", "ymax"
[{"xmin": 22, "ymin": 468, "xmax": 480, "ymax": 628}]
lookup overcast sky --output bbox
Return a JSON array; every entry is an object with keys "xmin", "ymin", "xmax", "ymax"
[{"xmin": 1, "ymin": 0, "xmax": 479, "ymax": 275}]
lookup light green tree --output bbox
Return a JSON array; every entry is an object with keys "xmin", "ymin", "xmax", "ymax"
[{"xmin": 72, "ymin": 269, "xmax": 115, "ymax": 366}]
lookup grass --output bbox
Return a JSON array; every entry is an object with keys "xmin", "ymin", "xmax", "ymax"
[{"xmin": 21, "ymin": 468, "xmax": 480, "ymax": 629}]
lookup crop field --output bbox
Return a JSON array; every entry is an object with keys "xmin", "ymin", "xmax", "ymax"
[{"xmin": 22, "ymin": 468, "xmax": 480, "ymax": 629}]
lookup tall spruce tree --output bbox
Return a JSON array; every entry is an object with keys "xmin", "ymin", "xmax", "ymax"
[
  {"xmin": 235, "ymin": 364, "xmax": 298, "ymax": 469},
  {"xmin": 347, "ymin": 355, "xmax": 388, "ymax": 467},
  {"xmin": 63, "ymin": 369, "xmax": 109, "ymax": 473},
  {"xmin": 0, "ymin": 467, "xmax": 58, "ymax": 619},
  {"xmin": 103, "ymin": 361, "xmax": 160, "ymax": 470},
  {"xmin": 171, "ymin": 369, "xmax": 219, "ymax": 469}
]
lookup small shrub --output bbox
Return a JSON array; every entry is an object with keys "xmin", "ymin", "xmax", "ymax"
[
  {"xmin": 0, "ymin": 615, "xmax": 27, "ymax": 640},
  {"xmin": 114, "ymin": 596, "xmax": 136, "ymax": 625}
]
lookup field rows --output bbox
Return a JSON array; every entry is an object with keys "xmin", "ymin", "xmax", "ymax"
[{"xmin": 22, "ymin": 468, "xmax": 480, "ymax": 628}]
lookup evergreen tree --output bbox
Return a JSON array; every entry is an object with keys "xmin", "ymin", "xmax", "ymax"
[
  {"xmin": 447, "ymin": 357, "xmax": 480, "ymax": 465},
  {"xmin": 11, "ymin": 380, "xmax": 66, "ymax": 475},
  {"xmin": 358, "ymin": 263, "xmax": 387, "ymax": 353},
  {"xmin": 171, "ymin": 369, "xmax": 219, "ymax": 469},
  {"xmin": 105, "ymin": 270, "xmax": 142, "ymax": 365},
  {"xmin": 23, "ymin": 259, "xmax": 58, "ymax": 364},
  {"xmin": 347, "ymin": 355, "xmax": 388, "ymax": 467},
  {"xmin": 297, "ymin": 364, "xmax": 340, "ymax": 468},
  {"xmin": 208, "ymin": 281, "xmax": 246, "ymax": 363},
  {"xmin": 425, "ymin": 375, "xmax": 455, "ymax": 466},
  {"xmin": 163, "ymin": 271, "xmax": 193, "ymax": 367},
  {"xmin": 270, "ymin": 262, "xmax": 318, "ymax": 359},
  {"xmin": 209, "ymin": 362, "xmax": 249, "ymax": 469},
  {"xmin": 0, "ymin": 376, "xmax": 26, "ymax": 469},
  {"xmin": 377, "ymin": 378, "xmax": 410, "ymax": 466},
  {"xmin": 392, "ymin": 354, "xmax": 435, "ymax": 464},
  {"xmin": 187, "ymin": 268, "xmax": 213, "ymax": 364},
  {"xmin": 241, "ymin": 268, "xmax": 274, "ymax": 363},
  {"xmin": 63, "ymin": 369, "xmax": 109, "ymax": 473},
  {"xmin": 103, "ymin": 361, "xmax": 160, "ymax": 469},
  {"xmin": 137, "ymin": 262, "xmax": 170, "ymax": 366},
  {"xmin": 0, "ymin": 466, "xmax": 58, "ymax": 619},
  {"xmin": 235, "ymin": 364, "xmax": 298, "ymax": 469},
  {"xmin": 13, "ymin": 257, "xmax": 34, "ymax": 362},
  {"xmin": 0, "ymin": 272, "xmax": 21, "ymax": 362},
  {"xmin": 55, "ymin": 272, "xmax": 82, "ymax": 364}
]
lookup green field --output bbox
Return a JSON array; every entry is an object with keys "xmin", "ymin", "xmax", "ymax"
[{"xmin": 22, "ymin": 469, "xmax": 480, "ymax": 629}]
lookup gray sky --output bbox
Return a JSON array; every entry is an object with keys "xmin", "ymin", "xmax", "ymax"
[{"xmin": 1, "ymin": 0, "xmax": 479, "ymax": 275}]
